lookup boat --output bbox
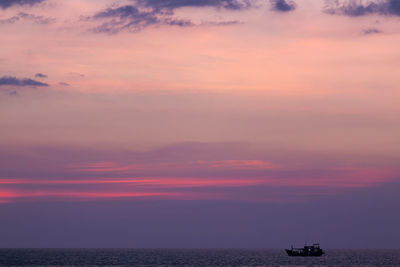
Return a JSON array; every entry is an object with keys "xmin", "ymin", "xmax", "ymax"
[{"xmin": 285, "ymin": 243, "xmax": 325, "ymax": 256}]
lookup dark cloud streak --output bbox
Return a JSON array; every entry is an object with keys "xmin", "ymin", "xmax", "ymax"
[
  {"xmin": 363, "ymin": 27, "xmax": 382, "ymax": 34},
  {"xmin": 91, "ymin": 0, "xmax": 251, "ymax": 33},
  {"xmin": 0, "ymin": 76, "xmax": 48, "ymax": 87},
  {"xmin": 324, "ymin": 0, "xmax": 400, "ymax": 17},
  {"xmin": 270, "ymin": 0, "xmax": 297, "ymax": 12},
  {"xmin": 92, "ymin": 5, "xmax": 194, "ymax": 33},
  {"xmin": 9, "ymin": 90, "xmax": 19, "ymax": 96},
  {"xmin": 0, "ymin": 0, "xmax": 44, "ymax": 9},
  {"xmin": 135, "ymin": 0, "xmax": 252, "ymax": 10},
  {"xmin": 35, "ymin": 73, "xmax": 48, "ymax": 78},
  {"xmin": 0, "ymin": 12, "xmax": 55, "ymax": 25}
]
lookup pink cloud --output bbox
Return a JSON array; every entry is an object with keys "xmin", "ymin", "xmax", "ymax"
[
  {"xmin": 0, "ymin": 189, "xmax": 20, "ymax": 199},
  {"xmin": 0, "ymin": 177, "xmax": 266, "ymax": 187},
  {"xmin": 0, "ymin": 165, "xmax": 397, "ymax": 204},
  {"xmin": 69, "ymin": 160, "xmax": 280, "ymax": 176},
  {"xmin": 71, "ymin": 162, "xmax": 141, "ymax": 173},
  {"xmin": 0, "ymin": 188, "xmax": 227, "ymax": 203},
  {"xmin": 198, "ymin": 160, "xmax": 280, "ymax": 170}
]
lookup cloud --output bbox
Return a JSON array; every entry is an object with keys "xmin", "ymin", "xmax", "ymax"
[
  {"xmin": 270, "ymin": 0, "xmax": 297, "ymax": 12},
  {"xmin": 0, "ymin": 16, "xmax": 20, "ymax": 24},
  {"xmin": 324, "ymin": 0, "xmax": 400, "ymax": 17},
  {"xmin": 91, "ymin": 0, "xmax": 254, "ymax": 33},
  {"xmin": 59, "ymin": 82, "xmax": 70, "ymax": 86},
  {"xmin": 68, "ymin": 72, "xmax": 85, "ymax": 78},
  {"xmin": 0, "ymin": 76, "xmax": 48, "ymax": 87},
  {"xmin": 92, "ymin": 5, "xmax": 194, "ymax": 33},
  {"xmin": 0, "ymin": 142, "xmax": 397, "ymax": 204},
  {"xmin": 203, "ymin": 20, "xmax": 242, "ymax": 26},
  {"xmin": 35, "ymin": 73, "xmax": 47, "ymax": 78},
  {"xmin": 9, "ymin": 90, "xmax": 19, "ymax": 96},
  {"xmin": 134, "ymin": 0, "xmax": 252, "ymax": 10},
  {"xmin": 363, "ymin": 27, "xmax": 382, "ymax": 34},
  {"xmin": 0, "ymin": 12, "xmax": 55, "ymax": 25},
  {"xmin": 0, "ymin": 0, "xmax": 44, "ymax": 9}
]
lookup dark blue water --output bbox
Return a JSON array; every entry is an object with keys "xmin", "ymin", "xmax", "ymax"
[{"xmin": 1, "ymin": 249, "xmax": 400, "ymax": 266}]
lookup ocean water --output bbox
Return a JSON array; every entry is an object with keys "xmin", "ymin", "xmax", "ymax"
[{"xmin": 1, "ymin": 249, "xmax": 400, "ymax": 266}]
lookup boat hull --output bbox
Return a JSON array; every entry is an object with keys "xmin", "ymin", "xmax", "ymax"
[{"xmin": 285, "ymin": 249, "xmax": 324, "ymax": 257}]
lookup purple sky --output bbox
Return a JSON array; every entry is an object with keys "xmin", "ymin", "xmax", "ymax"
[{"xmin": 1, "ymin": 0, "xmax": 400, "ymax": 248}]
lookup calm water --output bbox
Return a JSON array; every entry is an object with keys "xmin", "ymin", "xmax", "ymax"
[{"xmin": 1, "ymin": 249, "xmax": 400, "ymax": 266}]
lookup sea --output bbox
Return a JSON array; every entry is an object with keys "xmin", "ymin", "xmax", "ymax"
[{"xmin": 1, "ymin": 249, "xmax": 400, "ymax": 266}]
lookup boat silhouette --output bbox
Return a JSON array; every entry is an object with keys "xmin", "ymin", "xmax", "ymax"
[{"xmin": 285, "ymin": 243, "xmax": 324, "ymax": 256}]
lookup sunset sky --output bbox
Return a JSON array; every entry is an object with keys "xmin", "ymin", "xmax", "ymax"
[{"xmin": 1, "ymin": 0, "xmax": 400, "ymax": 248}]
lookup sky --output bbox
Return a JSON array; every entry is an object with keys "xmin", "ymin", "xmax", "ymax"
[{"xmin": 0, "ymin": 0, "xmax": 400, "ymax": 249}]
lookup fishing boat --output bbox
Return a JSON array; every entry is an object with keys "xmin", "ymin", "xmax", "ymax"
[{"xmin": 285, "ymin": 243, "xmax": 324, "ymax": 256}]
